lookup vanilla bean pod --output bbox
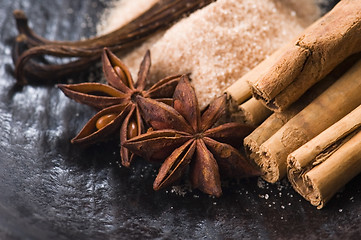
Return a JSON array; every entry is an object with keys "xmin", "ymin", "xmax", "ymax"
[{"xmin": 13, "ymin": 0, "xmax": 214, "ymax": 85}]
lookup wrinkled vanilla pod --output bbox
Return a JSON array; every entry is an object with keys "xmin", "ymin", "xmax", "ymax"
[{"xmin": 13, "ymin": 0, "xmax": 214, "ymax": 85}]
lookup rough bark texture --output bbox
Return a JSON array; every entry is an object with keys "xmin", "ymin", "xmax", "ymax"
[
  {"xmin": 258, "ymin": 59, "xmax": 361, "ymax": 183},
  {"xmin": 250, "ymin": 0, "xmax": 361, "ymax": 111},
  {"xmin": 288, "ymin": 105, "xmax": 361, "ymax": 209}
]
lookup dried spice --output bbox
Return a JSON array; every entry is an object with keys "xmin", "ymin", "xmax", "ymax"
[
  {"xmin": 59, "ymin": 48, "xmax": 181, "ymax": 167},
  {"xmin": 12, "ymin": 0, "xmax": 214, "ymax": 85},
  {"xmin": 123, "ymin": 75, "xmax": 260, "ymax": 196}
]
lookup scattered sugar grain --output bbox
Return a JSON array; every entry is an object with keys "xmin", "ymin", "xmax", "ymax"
[
  {"xmin": 171, "ymin": 185, "xmax": 191, "ymax": 196},
  {"xmin": 257, "ymin": 178, "xmax": 266, "ymax": 189}
]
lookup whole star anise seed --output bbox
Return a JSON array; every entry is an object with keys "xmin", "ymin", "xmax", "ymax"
[
  {"xmin": 123, "ymin": 75, "xmax": 260, "ymax": 197},
  {"xmin": 58, "ymin": 48, "xmax": 181, "ymax": 167}
]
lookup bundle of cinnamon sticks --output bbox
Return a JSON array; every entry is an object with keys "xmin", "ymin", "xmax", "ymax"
[
  {"xmin": 288, "ymin": 104, "xmax": 361, "ymax": 209},
  {"xmin": 225, "ymin": 0, "xmax": 361, "ymax": 208}
]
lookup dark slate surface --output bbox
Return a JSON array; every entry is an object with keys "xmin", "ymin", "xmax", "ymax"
[{"xmin": 0, "ymin": 0, "xmax": 360, "ymax": 239}]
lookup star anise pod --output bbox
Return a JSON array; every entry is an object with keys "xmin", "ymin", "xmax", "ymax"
[
  {"xmin": 123, "ymin": 75, "xmax": 260, "ymax": 196},
  {"xmin": 58, "ymin": 48, "xmax": 181, "ymax": 167}
]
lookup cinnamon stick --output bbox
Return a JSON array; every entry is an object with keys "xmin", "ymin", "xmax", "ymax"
[
  {"xmin": 256, "ymin": 59, "xmax": 361, "ymax": 183},
  {"xmin": 288, "ymin": 105, "xmax": 361, "ymax": 209},
  {"xmin": 246, "ymin": 0, "xmax": 361, "ymax": 111},
  {"xmin": 225, "ymin": 77, "xmax": 252, "ymax": 105},
  {"xmin": 243, "ymin": 67, "xmax": 338, "ymax": 176},
  {"xmin": 225, "ymin": 46, "xmax": 289, "ymax": 125},
  {"xmin": 238, "ymin": 98, "xmax": 272, "ymax": 126},
  {"xmin": 244, "ymin": 107, "xmax": 299, "ymax": 175}
]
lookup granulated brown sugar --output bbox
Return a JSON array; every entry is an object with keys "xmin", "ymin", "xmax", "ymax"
[{"xmin": 98, "ymin": 0, "xmax": 321, "ymax": 108}]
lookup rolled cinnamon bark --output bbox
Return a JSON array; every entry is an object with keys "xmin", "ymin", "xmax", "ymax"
[
  {"xmin": 247, "ymin": 0, "xmax": 361, "ymax": 111},
  {"xmin": 238, "ymin": 98, "xmax": 272, "ymax": 126},
  {"xmin": 226, "ymin": 44, "xmax": 295, "ymax": 125},
  {"xmin": 244, "ymin": 107, "xmax": 298, "ymax": 168},
  {"xmin": 288, "ymin": 105, "xmax": 361, "ymax": 209},
  {"xmin": 244, "ymin": 66, "xmax": 339, "ymax": 175},
  {"xmin": 225, "ymin": 78, "xmax": 252, "ymax": 105},
  {"xmin": 257, "ymin": 59, "xmax": 361, "ymax": 183}
]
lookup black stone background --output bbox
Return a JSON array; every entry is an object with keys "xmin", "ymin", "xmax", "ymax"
[{"xmin": 0, "ymin": 0, "xmax": 360, "ymax": 239}]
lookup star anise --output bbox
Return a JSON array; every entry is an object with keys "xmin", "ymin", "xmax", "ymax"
[
  {"xmin": 123, "ymin": 75, "xmax": 260, "ymax": 196},
  {"xmin": 58, "ymin": 48, "xmax": 181, "ymax": 167}
]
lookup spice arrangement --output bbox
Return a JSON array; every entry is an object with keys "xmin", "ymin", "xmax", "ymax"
[
  {"xmin": 58, "ymin": 47, "xmax": 260, "ymax": 196},
  {"xmin": 10, "ymin": 0, "xmax": 361, "ymax": 209}
]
